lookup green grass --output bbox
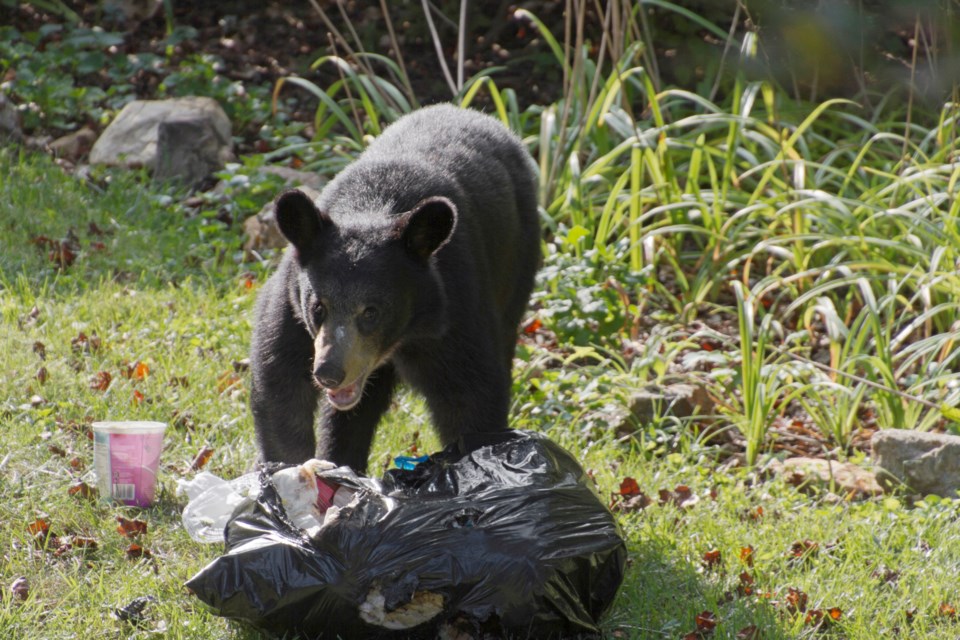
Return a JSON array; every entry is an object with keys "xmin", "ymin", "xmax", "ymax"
[
  {"xmin": 3, "ymin": 140, "xmax": 960, "ymax": 640},
  {"xmin": 5, "ymin": 3, "xmax": 960, "ymax": 637}
]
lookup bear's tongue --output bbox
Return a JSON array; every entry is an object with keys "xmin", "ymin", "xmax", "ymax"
[{"xmin": 327, "ymin": 382, "xmax": 361, "ymax": 409}]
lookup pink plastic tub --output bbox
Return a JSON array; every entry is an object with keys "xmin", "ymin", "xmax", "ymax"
[{"xmin": 92, "ymin": 421, "xmax": 166, "ymax": 507}]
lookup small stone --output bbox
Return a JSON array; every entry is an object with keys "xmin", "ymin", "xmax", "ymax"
[
  {"xmin": 774, "ymin": 457, "xmax": 883, "ymax": 499},
  {"xmin": 242, "ymin": 186, "xmax": 321, "ymax": 255},
  {"xmin": 628, "ymin": 383, "xmax": 714, "ymax": 424},
  {"xmin": 49, "ymin": 127, "xmax": 97, "ymax": 162},
  {"xmin": 10, "ymin": 577, "xmax": 29, "ymax": 601}
]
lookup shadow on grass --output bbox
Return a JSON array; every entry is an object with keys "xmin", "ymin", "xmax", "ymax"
[{"xmin": 608, "ymin": 538, "xmax": 791, "ymax": 640}]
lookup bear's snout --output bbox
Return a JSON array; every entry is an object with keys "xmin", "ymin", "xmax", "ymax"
[{"xmin": 314, "ymin": 362, "xmax": 346, "ymax": 389}]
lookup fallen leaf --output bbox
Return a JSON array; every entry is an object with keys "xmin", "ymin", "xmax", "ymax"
[
  {"xmin": 702, "ymin": 549, "xmax": 722, "ymax": 571},
  {"xmin": 27, "ymin": 519, "xmax": 53, "ymax": 547},
  {"xmin": 737, "ymin": 571, "xmax": 755, "ymax": 597},
  {"xmin": 872, "ymin": 566, "xmax": 900, "ymax": 586},
  {"xmin": 69, "ymin": 535, "xmax": 99, "ymax": 550},
  {"xmin": 123, "ymin": 360, "xmax": 150, "ymax": 380},
  {"xmin": 116, "ymin": 517, "xmax": 148, "ymax": 538},
  {"xmin": 785, "ymin": 587, "xmax": 808, "ymax": 614},
  {"xmin": 88, "ymin": 222, "xmax": 108, "ymax": 236},
  {"xmin": 695, "ymin": 610, "xmax": 718, "ymax": 632},
  {"xmin": 190, "ymin": 445, "xmax": 215, "ymax": 471},
  {"xmin": 90, "ymin": 371, "xmax": 112, "ymax": 392},
  {"xmin": 132, "ymin": 389, "xmax": 145, "ymax": 405},
  {"xmin": 48, "ymin": 444, "xmax": 67, "ymax": 457},
  {"xmin": 217, "ymin": 371, "xmax": 241, "ymax": 393},
  {"xmin": 805, "ymin": 609, "xmax": 824, "ymax": 626},
  {"xmin": 113, "ymin": 595, "xmax": 157, "ymax": 626},
  {"xmin": 613, "ymin": 492, "xmax": 652, "ymax": 513},
  {"xmin": 68, "ymin": 481, "xmax": 98, "ymax": 501},
  {"xmin": 125, "ymin": 543, "xmax": 152, "ymax": 559},
  {"xmin": 736, "ymin": 625, "xmax": 760, "ymax": 639},
  {"xmin": 523, "ymin": 318, "xmax": 543, "ymax": 334},
  {"xmin": 168, "ymin": 375, "xmax": 190, "ymax": 388},
  {"xmin": 619, "ymin": 477, "xmax": 641, "ymax": 497},
  {"xmin": 739, "ymin": 546, "xmax": 755, "ymax": 567},
  {"xmin": 940, "ymin": 602, "xmax": 957, "ymax": 618},
  {"xmin": 788, "ymin": 539, "xmax": 819, "ymax": 563},
  {"xmin": 36, "ymin": 366, "xmax": 49, "ymax": 384},
  {"xmin": 741, "ymin": 505, "xmax": 763, "ymax": 521},
  {"xmin": 659, "ymin": 485, "xmax": 700, "ymax": 509},
  {"xmin": 72, "ymin": 331, "xmax": 101, "ymax": 354},
  {"xmin": 32, "ymin": 341, "xmax": 46, "ymax": 360}
]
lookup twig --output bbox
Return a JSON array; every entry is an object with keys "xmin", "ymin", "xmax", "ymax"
[
  {"xmin": 327, "ymin": 33, "xmax": 363, "ymax": 138},
  {"xmin": 457, "ymin": 0, "xmax": 468, "ymax": 92},
  {"xmin": 902, "ymin": 15, "xmax": 921, "ymax": 161},
  {"xmin": 421, "ymin": 0, "xmax": 458, "ymax": 96},
  {"xmin": 379, "ymin": 0, "xmax": 417, "ymax": 106},
  {"xmin": 775, "ymin": 349, "xmax": 942, "ymax": 413},
  {"xmin": 306, "ymin": 0, "xmax": 396, "ymax": 113},
  {"xmin": 708, "ymin": 1, "xmax": 742, "ymax": 104}
]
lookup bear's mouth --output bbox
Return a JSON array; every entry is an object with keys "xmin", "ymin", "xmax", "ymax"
[{"xmin": 325, "ymin": 378, "xmax": 365, "ymax": 411}]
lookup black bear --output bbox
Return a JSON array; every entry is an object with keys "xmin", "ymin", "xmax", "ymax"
[{"xmin": 250, "ymin": 104, "xmax": 540, "ymax": 472}]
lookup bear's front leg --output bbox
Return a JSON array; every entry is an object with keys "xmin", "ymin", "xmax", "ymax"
[
  {"xmin": 317, "ymin": 364, "xmax": 397, "ymax": 473},
  {"xmin": 250, "ymin": 298, "xmax": 320, "ymax": 464}
]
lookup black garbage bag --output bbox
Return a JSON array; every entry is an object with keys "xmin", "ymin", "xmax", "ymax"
[{"xmin": 186, "ymin": 430, "xmax": 626, "ymax": 639}]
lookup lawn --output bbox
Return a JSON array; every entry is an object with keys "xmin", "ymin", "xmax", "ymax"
[{"xmin": 3, "ymin": 2, "xmax": 960, "ymax": 639}]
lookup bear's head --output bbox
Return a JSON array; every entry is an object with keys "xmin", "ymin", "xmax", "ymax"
[{"xmin": 273, "ymin": 189, "xmax": 456, "ymax": 411}]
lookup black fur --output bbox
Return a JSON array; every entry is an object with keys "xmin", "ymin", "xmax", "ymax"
[{"xmin": 250, "ymin": 105, "xmax": 540, "ymax": 471}]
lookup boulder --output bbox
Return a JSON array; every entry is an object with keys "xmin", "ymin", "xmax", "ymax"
[
  {"xmin": 154, "ymin": 117, "xmax": 230, "ymax": 185},
  {"xmin": 872, "ymin": 430, "xmax": 960, "ymax": 497},
  {"xmin": 90, "ymin": 97, "xmax": 232, "ymax": 185}
]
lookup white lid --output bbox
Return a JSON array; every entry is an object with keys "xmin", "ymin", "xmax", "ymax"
[{"xmin": 92, "ymin": 421, "xmax": 167, "ymax": 434}]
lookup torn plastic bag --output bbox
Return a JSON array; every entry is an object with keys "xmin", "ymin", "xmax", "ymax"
[{"xmin": 186, "ymin": 430, "xmax": 626, "ymax": 639}]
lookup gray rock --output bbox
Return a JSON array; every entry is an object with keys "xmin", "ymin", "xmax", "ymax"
[
  {"xmin": 49, "ymin": 127, "xmax": 97, "ymax": 162},
  {"xmin": 872, "ymin": 429, "xmax": 960, "ymax": 497},
  {"xmin": 600, "ymin": 382, "xmax": 714, "ymax": 439},
  {"xmin": 628, "ymin": 383, "xmax": 714, "ymax": 424},
  {"xmin": 258, "ymin": 166, "xmax": 326, "ymax": 190},
  {"xmin": 0, "ymin": 92, "xmax": 23, "ymax": 143},
  {"xmin": 154, "ymin": 117, "xmax": 231, "ymax": 186},
  {"xmin": 90, "ymin": 97, "xmax": 232, "ymax": 182},
  {"xmin": 770, "ymin": 457, "xmax": 882, "ymax": 499}
]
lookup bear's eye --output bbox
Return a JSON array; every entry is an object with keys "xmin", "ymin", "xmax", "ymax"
[
  {"xmin": 312, "ymin": 302, "xmax": 326, "ymax": 325},
  {"xmin": 361, "ymin": 306, "xmax": 380, "ymax": 323}
]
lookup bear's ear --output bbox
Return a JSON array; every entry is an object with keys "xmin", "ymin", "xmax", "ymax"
[
  {"xmin": 274, "ymin": 189, "xmax": 329, "ymax": 262},
  {"xmin": 397, "ymin": 197, "xmax": 457, "ymax": 263}
]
